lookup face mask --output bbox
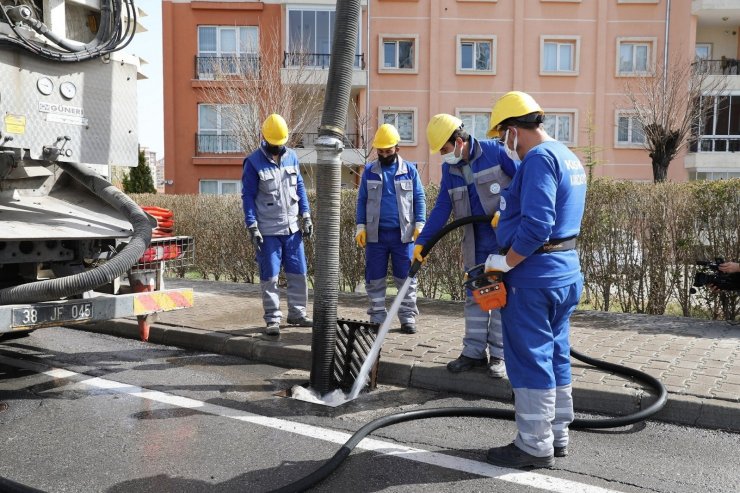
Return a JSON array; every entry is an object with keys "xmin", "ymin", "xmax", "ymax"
[
  {"xmin": 378, "ymin": 153, "xmax": 397, "ymax": 166},
  {"xmin": 502, "ymin": 129, "xmax": 519, "ymax": 162},
  {"xmin": 442, "ymin": 140, "xmax": 462, "ymax": 165},
  {"xmin": 265, "ymin": 144, "xmax": 285, "ymax": 156}
]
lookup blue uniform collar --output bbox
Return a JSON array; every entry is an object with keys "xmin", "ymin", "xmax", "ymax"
[{"xmin": 370, "ymin": 156, "xmax": 408, "ymax": 177}]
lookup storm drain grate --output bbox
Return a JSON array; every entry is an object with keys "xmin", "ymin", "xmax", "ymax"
[{"xmin": 333, "ymin": 319, "xmax": 380, "ymax": 393}]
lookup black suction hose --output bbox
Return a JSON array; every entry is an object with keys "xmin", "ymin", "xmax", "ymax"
[
  {"xmin": 271, "ymin": 215, "xmax": 668, "ymax": 493},
  {"xmin": 0, "ymin": 161, "xmax": 152, "ymax": 305}
]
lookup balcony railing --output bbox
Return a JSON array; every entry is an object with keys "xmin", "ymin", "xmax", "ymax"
[
  {"xmin": 283, "ymin": 52, "xmax": 365, "ymax": 70},
  {"xmin": 195, "ymin": 55, "xmax": 260, "ymax": 80},
  {"xmin": 196, "ymin": 134, "xmax": 243, "ymax": 155},
  {"xmin": 692, "ymin": 58, "xmax": 739, "ymax": 75},
  {"xmin": 295, "ymin": 132, "xmax": 362, "ymax": 149},
  {"xmin": 689, "ymin": 136, "xmax": 740, "ymax": 153}
]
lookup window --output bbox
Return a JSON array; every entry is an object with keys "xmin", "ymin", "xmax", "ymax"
[
  {"xmin": 694, "ymin": 95, "xmax": 740, "ymax": 152},
  {"xmin": 617, "ymin": 38, "xmax": 655, "ymax": 76},
  {"xmin": 379, "ymin": 34, "xmax": 419, "ymax": 73},
  {"xmin": 695, "ymin": 43, "xmax": 712, "ymax": 61},
  {"xmin": 456, "ymin": 35, "xmax": 496, "ymax": 74},
  {"xmin": 458, "ymin": 111, "xmax": 491, "ymax": 141},
  {"xmin": 198, "ymin": 104, "xmax": 252, "ymax": 154},
  {"xmin": 615, "ymin": 112, "xmax": 645, "ymax": 147},
  {"xmin": 197, "ymin": 26, "xmax": 259, "ymax": 78},
  {"xmin": 200, "ymin": 180, "xmax": 241, "ymax": 195},
  {"xmin": 287, "ymin": 8, "xmax": 361, "ymax": 68},
  {"xmin": 380, "ymin": 108, "xmax": 416, "ymax": 144},
  {"xmin": 542, "ymin": 112, "xmax": 575, "ymax": 144},
  {"xmin": 540, "ymin": 36, "xmax": 579, "ymax": 75}
]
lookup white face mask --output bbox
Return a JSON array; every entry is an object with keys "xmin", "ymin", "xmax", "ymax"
[
  {"xmin": 502, "ymin": 129, "xmax": 520, "ymax": 162},
  {"xmin": 442, "ymin": 140, "xmax": 463, "ymax": 165}
]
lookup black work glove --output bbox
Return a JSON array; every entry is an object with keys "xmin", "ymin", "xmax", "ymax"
[
  {"xmin": 248, "ymin": 225, "xmax": 263, "ymax": 252},
  {"xmin": 301, "ymin": 216, "xmax": 313, "ymax": 239}
]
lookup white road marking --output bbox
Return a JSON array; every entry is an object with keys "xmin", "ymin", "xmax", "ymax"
[{"xmin": 1, "ymin": 354, "xmax": 623, "ymax": 493}]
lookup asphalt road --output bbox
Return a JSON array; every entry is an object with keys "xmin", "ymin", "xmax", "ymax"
[{"xmin": 0, "ymin": 327, "xmax": 737, "ymax": 493}]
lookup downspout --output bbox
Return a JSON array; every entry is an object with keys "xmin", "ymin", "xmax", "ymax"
[{"xmin": 663, "ymin": 0, "xmax": 671, "ymax": 94}]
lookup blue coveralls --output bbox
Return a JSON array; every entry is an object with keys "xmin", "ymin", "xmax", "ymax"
[
  {"xmin": 241, "ymin": 143, "xmax": 310, "ymax": 324},
  {"xmin": 416, "ymin": 137, "xmax": 517, "ymax": 361},
  {"xmin": 356, "ymin": 157, "xmax": 426, "ymax": 324},
  {"xmin": 496, "ymin": 140, "xmax": 587, "ymax": 458}
]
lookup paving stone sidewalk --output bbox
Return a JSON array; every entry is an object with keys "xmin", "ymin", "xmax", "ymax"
[{"xmin": 82, "ymin": 278, "xmax": 740, "ymax": 432}]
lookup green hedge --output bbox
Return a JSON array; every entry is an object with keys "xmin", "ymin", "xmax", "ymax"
[{"xmin": 132, "ymin": 177, "xmax": 739, "ymax": 320}]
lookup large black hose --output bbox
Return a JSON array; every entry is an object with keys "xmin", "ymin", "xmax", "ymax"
[
  {"xmin": 271, "ymin": 215, "xmax": 668, "ymax": 493},
  {"xmin": 0, "ymin": 161, "xmax": 152, "ymax": 305},
  {"xmin": 309, "ymin": 0, "xmax": 362, "ymax": 395}
]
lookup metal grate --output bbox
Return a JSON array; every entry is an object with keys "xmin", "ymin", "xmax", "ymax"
[
  {"xmin": 131, "ymin": 236, "xmax": 195, "ymax": 271},
  {"xmin": 333, "ymin": 319, "xmax": 380, "ymax": 393}
]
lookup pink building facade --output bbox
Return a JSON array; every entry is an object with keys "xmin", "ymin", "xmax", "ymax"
[{"xmin": 163, "ymin": 1, "xmax": 740, "ymax": 194}]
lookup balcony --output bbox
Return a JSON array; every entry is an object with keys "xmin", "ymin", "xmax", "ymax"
[
  {"xmin": 283, "ymin": 52, "xmax": 365, "ymax": 70},
  {"xmin": 693, "ymin": 58, "xmax": 739, "ymax": 75},
  {"xmin": 194, "ymin": 55, "xmax": 260, "ymax": 80},
  {"xmin": 690, "ymin": 136, "xmax": 740, "ymax": 153},
  {"xmin": 280, "ymin": 53, "xmax": 367, "ymax": 87},
  {"xmin": 195, "ymin": 134, "xmax": 243, "ymax": 155}
]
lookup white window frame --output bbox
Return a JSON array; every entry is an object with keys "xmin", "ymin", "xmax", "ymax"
[
  {"xmin": 455, "ymin": 35, "xmax": 496, "ymax": 75},
  {"xmin": 542, "ymin": 109, "xmax": 577, "ymax": 146},
  {"xmin": 614, "ymin": 111, "xmax": 645, "ymax": 148},
  {"xmin": 197, "ymin": 104, "xmax": 246, "ymax": 154},
  {"xmin": 378, "ymin": 107, "xmax": 418, "ymax": 146},
  {"xmin": 456, "ymin": 108, "xmax": 492, "ymax": 141},
  {"xmin": 285, "ymin": 6, "xmax": 362, "ymax": 68},
  {"xmin": 540, "ymin": 35, "xmax": 580, "ymax": 76},
  {"xmin": 616, "ymin": 37, "xmax": 656, "ymax": 77},
  {"xmin": 379, "ymin": 34, "xmax": 419, "ymax": 74},
  {"xmin": 199, "ymin": 180, "xmax": 242, "ymax": 195},
  {"xmin": 695, "ymin": 43, "xmax": 712, "ymax": 60}
]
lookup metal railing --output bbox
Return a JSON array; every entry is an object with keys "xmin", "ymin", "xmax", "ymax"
[
  {"xmin": 195, "ymin": 134, "xmax": 243, "ymax": 155},
  {"xmin": 194, "ymin": 55, "xmax": 260, "ymax": 80},
  {"xmin": 295, "ymin": 132, "xmax": 362, "ymax": 149},
  {"xmin": 692, "ymin": 58, "xmax": 740, "ymax": 75},
  {"xmin": 283, "ymin": 52, "xmax": 365, "ymax": 69},
  {"xmin": 689, "ymin": 136, "xmax": 740, "ymax": 153}
]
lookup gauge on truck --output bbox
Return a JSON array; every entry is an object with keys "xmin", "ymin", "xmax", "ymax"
[
  {"xmin": 60, "ymin": 81, "xmax": 77, "ymax": 99},
  {"xmin": 37, "ymin": 77, "xmax": 54, "ymax": 95}
]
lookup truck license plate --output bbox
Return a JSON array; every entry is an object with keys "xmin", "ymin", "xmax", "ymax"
[{"xmin": 12, "ymin": 302, "xmax": 93, "ymax": 328}]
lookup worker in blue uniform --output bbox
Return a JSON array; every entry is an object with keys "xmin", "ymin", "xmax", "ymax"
[
  {"xmin": 241, "ymin": 114, "xmax": 313, "ymax": 336},
  {"xmin": 356, "ymin": 124, "xmax": 426, "ymax": 333},
  {"xmin": 484, "ymin": 92, "xmax": 587, "ymax": 469},
  {"xmin": 415, "ymin": 114, "xmax": 517, "ymax": 378}
]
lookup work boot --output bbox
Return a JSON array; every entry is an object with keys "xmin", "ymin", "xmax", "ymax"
[
  {"xmin": 286, "ymin": 316, "xmax": 313, "ymax": 327},
  {"xmin": 487, "ymin": 357, "xmax": 506, "ymax": 379},
  {"xmin": 400, "ymin": 323, "xmax": 417, "ymax": 334},
  {"xmin": 486, "ymin": 443, "xmax": 554, "ymax": 469},
  {"xmin": 265, "ymin": 322, "xmax": 280, "ymax": 336},
  {"xmin": 554, "ymin": 445, "xmax": 568, "ymax": 458},
  {"xmin": 446, "ymin": 354, "xmax": 488, "ymax": 373}
]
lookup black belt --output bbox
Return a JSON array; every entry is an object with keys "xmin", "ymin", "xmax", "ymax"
[{"xmin": 500, "ymin": 236, "xmax": 578, "ymax": 255}]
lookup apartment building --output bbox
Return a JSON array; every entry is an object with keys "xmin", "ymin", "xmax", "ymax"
[
  {"xmin": 162, "ymin": 0, "xmax": 368, "ymax": 195},
  {"xmin": 163, "ymin": 0, "xmax": 740, "ymax": 193}
]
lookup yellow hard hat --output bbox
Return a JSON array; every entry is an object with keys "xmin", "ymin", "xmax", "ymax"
[
  {"xmin": 426, "ymin": 114, "xmax": 463, "ymax": 154},
  {"xmin": 372, "ymin": 123, "xmax": 401, "ymax": 149},
  {"xmin": 262, "ymin": 113, "xmax": 289, "ymax": 145},
  {"xmin": 487, "ymin": 91, "xmax": 544, "ymax": 138}
]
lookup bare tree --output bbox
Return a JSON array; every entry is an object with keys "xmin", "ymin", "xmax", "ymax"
[
  {"xmin": 572, "ymin": 109, "xmax": 605, "ymax": 185},
  {"xmin": 197, "ymin": 25, "xmax": 325, "ymax": 156},
  {"xmin": 623, "ymin": 53, "xmax": 726, "ymax": 182}
]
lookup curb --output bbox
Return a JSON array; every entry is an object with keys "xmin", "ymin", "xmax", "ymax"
[{"xmin": 77, "ymin": 319, "xmax": 740, "ymax": 432}]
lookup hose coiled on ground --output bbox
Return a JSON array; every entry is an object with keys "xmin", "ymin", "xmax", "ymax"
[{"xmin": 272, "ymin": 215, "xmax": 668, "ymax": 493}]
